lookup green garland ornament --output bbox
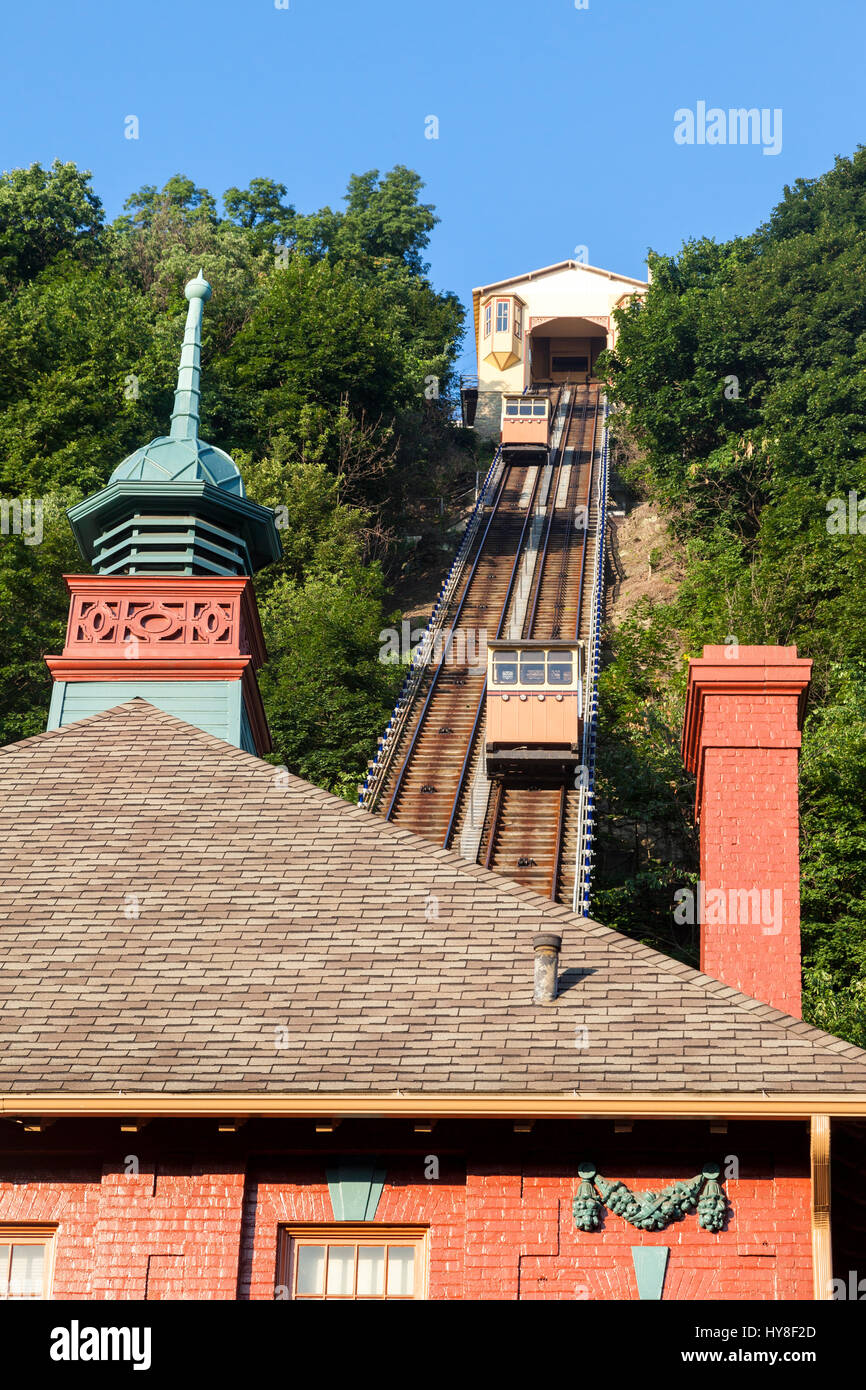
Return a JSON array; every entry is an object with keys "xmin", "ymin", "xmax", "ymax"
[
  {"xmin": 573, "ymin": 1161, "xmax": 603, "ymax": 1230},
  {"xmin": 573, "ymin": 1161, "xmax": 727, "ymax": 1233}
]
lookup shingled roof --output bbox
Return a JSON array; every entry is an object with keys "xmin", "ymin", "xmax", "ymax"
[{"xmin": 1, "ymin": 699, "xmax": 865, "ymax": 1102}]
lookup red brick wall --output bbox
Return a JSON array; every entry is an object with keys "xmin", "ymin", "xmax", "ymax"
[
  {"xmin": 699, "ymin": 712, "xmax": 803, "ymax": 1015},
  {"xmin": 683, "ymin": 648, "xmax": 811, "ymax": 1016},
  {"xmin": 0, "ymin": 1132, "xmax": 814, "ymax": 1301},
  {"xmin": 0, "ymin": 1158, "xmax": 245, "ymax": 1300}
]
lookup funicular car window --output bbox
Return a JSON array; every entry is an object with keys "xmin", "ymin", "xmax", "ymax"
[
  {"xmin": 519, "ymin": 656, "xmax": 545, "ymax": 685},
  {"xmin": 518, "ymin": 402, "xmax": 533, "ymax": 416},
  {"xmin": 505, "ymin": 401, "xmax": 519, "ymax": 415},
  {"xmin": 547, "ymin": 651, "xmax": 573, "ymax": 685},
  {"xmin": 493, "ymin": 652, "xmax": 518, "ymax": 684},
  {"xmin": 532, "ymin": 402, "xmax": 547, "ymax": 416}
]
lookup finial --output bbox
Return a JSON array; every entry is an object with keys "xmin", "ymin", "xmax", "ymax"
[
  {"xmin": 185, "ymin": 270, "xmax": 212, "ymax": 302},
  {"xmin": 170, "ymin": 272, "xmax": 213, "ymax": 440}
]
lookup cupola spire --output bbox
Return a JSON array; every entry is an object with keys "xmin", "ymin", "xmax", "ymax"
[
  {"xmin": 48, "ymin": 272, "xmax": 282, "ymax": 756},
  {"xmin": 169, "ymin": 271, "xmax": 212, "ymax": 442}
]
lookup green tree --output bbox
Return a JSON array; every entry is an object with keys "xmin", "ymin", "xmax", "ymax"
[
  {"xmin": 598, "ymin": 144, "xmax": 866, "ymax": 1042},
  {"xmin": 0, "ymin": 160, "xmax": 103, "ymax": 290},
  {"xmin": 223, "ymin": 177, "xmax": 295, "ymax": 248}
]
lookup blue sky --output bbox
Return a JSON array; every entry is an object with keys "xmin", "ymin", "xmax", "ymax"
[{"xmin": 2, "ymin": 0, "xmax": 864, "ymax": 372}]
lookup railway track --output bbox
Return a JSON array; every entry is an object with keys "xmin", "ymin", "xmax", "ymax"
[
  {"xmin": 379, "ymin": 461, "xmax": 539, "ymax": 839},
  {"xmin": 482, "ymin": 386, "xmax": 601, "ymax": 903},
  {"xmin": 370, "ymin": 381, "xmax": 605, "ymax": 909}
]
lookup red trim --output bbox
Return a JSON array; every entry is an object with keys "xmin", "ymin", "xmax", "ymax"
[
  {"xmin": 46, "ymin": 656, "xmax": 254, "ymax": 681},
  {"xmin": 45, "ymin": 656, "xmax": 272, "ymax": 755},
  {"xmin": 59, "ymin": 575, "xmax": 268, "ymax": 668}
]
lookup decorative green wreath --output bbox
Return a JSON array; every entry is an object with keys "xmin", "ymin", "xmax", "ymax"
[{"xmin": 573, "ymin": 1161, "xmax": 727, "ymax": 1233}]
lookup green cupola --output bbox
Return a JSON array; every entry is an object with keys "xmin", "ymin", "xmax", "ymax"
[
  {"xmin": 46, "ymin": 274, "xmax": 280, "ymax": 756},
  {"xmin": 67, "ymin": 272, "xmax": 281, "ymax": 577}
]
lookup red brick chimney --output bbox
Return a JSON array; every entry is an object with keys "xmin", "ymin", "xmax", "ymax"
[{"xmin": 682, "ymin": 645, "xmax": 812, "ymax": 1017}]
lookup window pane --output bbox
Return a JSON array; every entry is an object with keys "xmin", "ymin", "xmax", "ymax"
[
  {"xmin": 9, "ymin": 1245, "xmax": 44, "ymax": 1298},
  {"xmin": 532, "ymin": 403, "xmax": 547, "ymax": 415},
  {"xmin": 357, "ymin": 1247, "xmax": 385, "ymax": 1296},
  {"xmin": 387, "ymin": 1247, "xmax": 415, "ymax": 1297},
  {"xmin": 552, "ymin": 355, "xmax": 588, "ymax": 373},
  {"xmin": 493, "ymin": 652, "xmax": 518, "ymax": 684},
  {"xmin": 296, "ymin": 1245, "xmax": 325, "ymax": 1296},
  {"xmin": 326, "ymin": 1246, "xmax": 355, "ymax": 1297},
  {"xmin": 519, "ymin": 402, "xmax": 532, "ymax": 416},
  {"xmin": 547, "ymin": 652, "xmax": 573, "ymax": 684},
  {"xmin": 0, "ymin": 1246, "xmax": 9, "ymax": 1297},
  {"xmin": 505, "ymin": 402, "xmax": 519, "ymax": 415},
  {"xmin": 520, "ymin": 659, "xmax": 545, "ymax": 685}
]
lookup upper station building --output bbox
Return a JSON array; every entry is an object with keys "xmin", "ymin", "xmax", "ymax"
[{"xmin": 466, "ymin": 258, "xmax": 649, "ymax": 438}]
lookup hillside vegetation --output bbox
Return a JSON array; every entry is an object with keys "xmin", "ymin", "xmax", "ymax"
[
  {"xmin": 0, "ymin": 162, "xmax": 474, "ymax": 793},
  {"xmin": 596, "ymin": 146, "xmax": 866, "ymax": 1044}
]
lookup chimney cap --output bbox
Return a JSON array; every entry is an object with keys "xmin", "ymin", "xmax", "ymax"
[{"xmin": 533, "ymin": 932, "xmax": 562, "ymax": 952}]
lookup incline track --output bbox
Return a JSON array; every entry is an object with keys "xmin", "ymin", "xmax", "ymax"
[
  {"xmin": 380, "ymin": 462, "xmax": 539, "ymax": 840},
  {"xmin": 372, "ymin": 383, "xmax": 604, "ymax": 906},
  {"xmin": 482, "ymin": 386, "xmax": 600, "ymax": 903}
]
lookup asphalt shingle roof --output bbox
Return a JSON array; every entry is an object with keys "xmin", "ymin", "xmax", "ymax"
[{"xmin": 1, "ymin": 699, "xmax": 865, "ymax": 1097}]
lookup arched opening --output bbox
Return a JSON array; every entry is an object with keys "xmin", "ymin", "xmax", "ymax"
[{"xmin": 527, "ymin": 315, "xmax": 608, "ymax": 387}]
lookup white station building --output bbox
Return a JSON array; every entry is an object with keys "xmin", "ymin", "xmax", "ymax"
[{"xmin": 466, "ymin": 259, "xmax": 649, "ymax": 437}]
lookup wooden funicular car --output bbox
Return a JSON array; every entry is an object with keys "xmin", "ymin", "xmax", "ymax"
[{"xmin": 485, "ymin": 639, "xmax": 584, "ymax": 779}]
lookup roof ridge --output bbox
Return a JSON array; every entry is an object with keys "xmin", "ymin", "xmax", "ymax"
[
  {"xmin": 0, "ymin": 698, "xmax": 271, "ymax": 771},
  {"xmin": 473, "ymin": 259, "xmax": 649, "ymax": 294}
]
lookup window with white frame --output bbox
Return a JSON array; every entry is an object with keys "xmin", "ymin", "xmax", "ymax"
[
  {"xmin": 495, "ymin": 299, "xmax": 510, "ymax": 333},
  {"xmin": 0, "ymin": 1228, "xmax": 55, "ymax": 1299},
  {"xmin": 484, "ymin": 302, "xmax": 492, "ymax": 338},
  {"xmin": 279, "ymin": 1225, "xmax": 427, "ymax": 1300},
  {"xmin": 514, "ymin": 303, "xmax": 523, "ymax": 338}
]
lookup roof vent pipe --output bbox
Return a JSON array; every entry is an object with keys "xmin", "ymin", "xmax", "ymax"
[{"xmin": 533, "ymin": 933, "xmax": 561, "ymax": 1004}]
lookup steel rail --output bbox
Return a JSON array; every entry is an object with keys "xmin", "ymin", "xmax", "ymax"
[
  {"xmin": 549, "ymin": 391, "xmax": 597, "ymax": 638},
  {"xmin": 525, "ymin": 387, "xmax": 594, "ymax": 640},
  {"xmin": 441, "ymin": 467, "xmax": 545, "ymax": 848},
  {"xmin": 549, "ymin": 785, "xmax": 568, "ymax": 900},
  {"xmin": 573, "ymin": 391, "xmax": 600, "ymax": 642},
  {"xmin": 482, "ymin": 782, "xmax": 504, "ymax": 870},
  {"xmin": 360, "ymin": 444, "xmax": 505, "ymax": 811},
  {"xmin": 522, "ymin": 388, "xmax": 582, "ymax": 639},
  {"xmin": 572, "ymin": 396, "xmax": 610, "ymax": 914},
  {"xmin": 384, "ymin": 462, "xmax": 532, "ymax": 823}
]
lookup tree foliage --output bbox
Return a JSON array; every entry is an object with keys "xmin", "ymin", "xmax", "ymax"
[
  {"xmin": 0, "ymin": 164, "xmax": 464, "ymax": 796},
  {"xmin": 598, "ymin": 146, "xmax": 866, "ymax": 1040}
]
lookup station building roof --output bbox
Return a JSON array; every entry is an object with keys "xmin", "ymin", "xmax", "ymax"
[
  {"xmin": 1, "ymin": 699, "xmax": 865, "ymax": 1111},
  {"xmin": 472, "ymin": 258, "xmax": 649, "ymax": 296}
]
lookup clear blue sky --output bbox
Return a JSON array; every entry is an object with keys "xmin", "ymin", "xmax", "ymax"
[{"xmin": 2, "ymin": 0, "xmax": 864, "ymax": 372}]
